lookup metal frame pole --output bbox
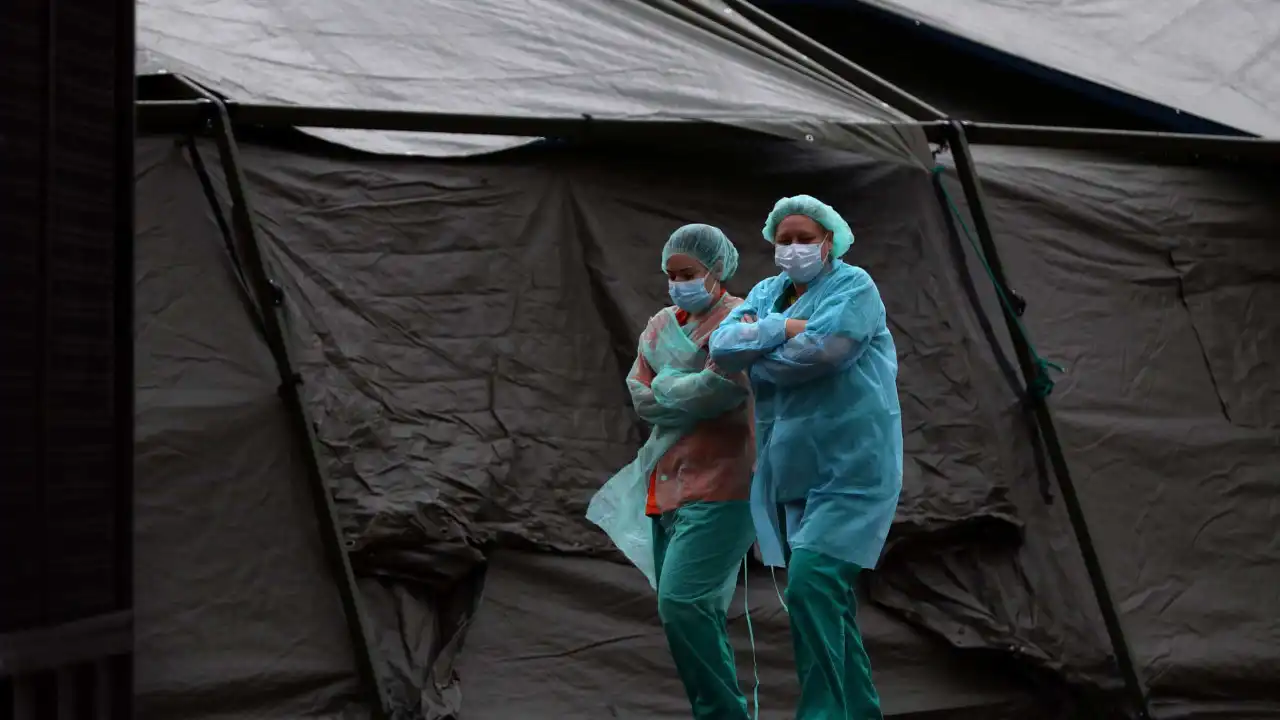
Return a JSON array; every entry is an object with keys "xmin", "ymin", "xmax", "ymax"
[
  {"xmin": 943, "ymin": 120, "xmax": 1151, "ymax": 720},
  {"xmin": 961, "ymin": 121, "xmax": 1280, "ymax": 164},
  {"xmin": 174, "ymin": 79, "xmax": 390, "ymax": 719},
  {"xmin": 721, "ymin": 0, "xmax": 947, "ymax": 121}
]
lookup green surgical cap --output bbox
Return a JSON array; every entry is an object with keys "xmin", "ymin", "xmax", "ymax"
[
  {"xmin": 661, "ymin": 223, "xmax": 740, "ymax": 281},
  {"xmin": 762, "ymin": 195, "xmax": 855, "ymax": 258}
]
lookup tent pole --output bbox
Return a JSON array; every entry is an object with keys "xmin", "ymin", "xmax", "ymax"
[
  {"xmin": 224, "ymin": 101, "xmax": 941, "ymax": 145},
  {"xmin": 961, "ymin": 121, "xmax": 1280, "ymax": 164},
  {"xmin": 942, "ymin": 120, "xmax": 1150, "ymax": 720},
  {"xmin": 218, "ymin": 100, "xmax": 1280, "ymax": 165},
  {"xmin": 135, "ymin": 100, "xmax": 210, "ymax": 135},
  {"xmin": 174, "ymin": 77, "xmax": 390, "ymax": 719},
  {"xmin": 721, "ymin": 0, "xmax": 947, "ymax": 121}
]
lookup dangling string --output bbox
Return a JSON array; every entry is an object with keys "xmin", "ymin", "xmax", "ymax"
[
  {"xmin": 770, "ymin": 566, "xmax": 789, "ymax": 614},
  {"xmin": 931, "ymin": 164, "xmax": 1065, "ymax": 399},
  {"xmin": 742, "ymin": 556, "xmax": 760, "ymax": 720}
]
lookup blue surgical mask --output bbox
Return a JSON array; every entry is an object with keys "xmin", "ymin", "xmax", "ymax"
[
  {"xmin": 775, "ymin": 242, "xmax": 827, "ymax": 283},
  {"xmin": 668, "ymin": 278, "xmax": 714, "ymax": 313}
]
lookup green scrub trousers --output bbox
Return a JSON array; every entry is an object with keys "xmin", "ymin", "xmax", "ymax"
[
  {"xmin": 785, "ymin": 544, "xmax": 883, "ymax": 719},
  {"xmin": 652, "ymin": 501, "xmax": 756, "ymax": 720}
]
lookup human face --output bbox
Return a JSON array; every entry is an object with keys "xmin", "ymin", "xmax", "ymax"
[
  {"xmin": 665, "ymin": 253, "xmax": 713, "ymax": 290},
  {"xmin": 773, "ymin": 215, "xmax": 833, "ymax": 286},
  {"xmin": 774, "ymin": 215, "xmax": 832, "ymax": 258},
  {"xmin": 665, "ymin": 253, "xmax": 718, "ymax": 313}
]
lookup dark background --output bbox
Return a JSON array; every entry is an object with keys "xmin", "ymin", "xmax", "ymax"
[{"xmin": 0, "ymin": 0, "xmax": 134, "ymax": 715}]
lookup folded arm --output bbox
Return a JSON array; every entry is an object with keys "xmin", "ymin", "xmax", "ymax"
[
  {"xmin": 650, "ymin": 361, "xmax": 748, "ymax": 419},
  {"xmin": 750, "ymin": 269, "xmax": 884, "ymax": 387},
  {"xmin": 627, "ymin": 353, "xmax": 693, "ymax": 428},
  {"xmin": 709, "ymin": 286, "xmax": 788, "ymax": 373}
]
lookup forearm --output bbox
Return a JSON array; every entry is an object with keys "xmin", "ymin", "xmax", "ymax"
[
  {"xmin": 631, "ymin": 389, "xmax": 695, "ymax": 427},
  {"xmin": 749, "ymin": 333, "xmax": 861, "ymax": 387},
  {"xmin": 709, "ymin": 314, "xmax": 788, "ymax": 372},
  {"xmin": 627, "ymin": 357, "xmax": 692, "ymax": 427},
  {"xmin": 651, "ymin": 369, "xmax": 748, "ymax": 418}
]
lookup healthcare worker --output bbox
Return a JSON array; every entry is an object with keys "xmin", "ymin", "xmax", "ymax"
[
  {"xmin": 709, "ymin": 196, "xmax": 902, "ymax": 720},
  {"xmin": 587, "ymin": 224, "xmax": 757, "ymax": 720}
]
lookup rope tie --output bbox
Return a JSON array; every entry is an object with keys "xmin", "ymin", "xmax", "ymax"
[{"xmin": 932, "ymin": 164, "xmax": 1064, "ymax": 399}]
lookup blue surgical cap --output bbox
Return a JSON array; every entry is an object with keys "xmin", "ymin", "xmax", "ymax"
[
  {"xmin": 661, "ymin": 223, "xmax": 740, "ymax": 281},
  {"xmin": 762, "ymin": 195, "xmax": 855, "ymax": 258}
]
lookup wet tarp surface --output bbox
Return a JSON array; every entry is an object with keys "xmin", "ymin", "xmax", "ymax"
[
  {"xmin": 848, "ymin": 0, "xmax": 1280, "ymax": 136},
  {"xmin": 930, "ymin": 148, "xmax": 1280, "ymax": 718},
  {"xmin": 135, "ymin": 0, "xmax": 920, "ymax": 159}
]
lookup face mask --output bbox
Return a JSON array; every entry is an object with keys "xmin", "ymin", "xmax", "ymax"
[
  {"xmin": 775, "ymin": 242, "xmax": 827, "ymax": 283},
  {"xmin": 668, "ymin": 278, "xmax": 715, "ymax": 313}
]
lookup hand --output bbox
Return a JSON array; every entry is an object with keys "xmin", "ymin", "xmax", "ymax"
[
  {"xmin": 741, "ymin": 313, "xmax": 757, "ymax": 324},
  {"xmin": 784, "ymin": 318, "xmax": 807, "ymax": 339}
]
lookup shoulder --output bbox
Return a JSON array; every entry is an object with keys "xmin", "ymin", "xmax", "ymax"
[
  {"xmin": 642, "ymin": 306, "xmax": 678, "ymax": 334},
  {"xmin": 744, "ymin": 274, "xmax": 787, "ymax": 302},
  {"xmin": 825, "ymin": 262, "xmax": 877, "ymax": 294}
]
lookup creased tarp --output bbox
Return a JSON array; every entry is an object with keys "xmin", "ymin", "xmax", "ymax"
[
  {"xmin": 135, "ymin": 0, "xmax": 923, "ymax": 161},
  {"xmin": 456, "ymin": 551, "xmax": 1058, "ymax": 719},
  {"xmin": 222, "ymin": 135, "xmax": 1029, "ymax": 715},
  {"xmin": 922, "ymin": 148, "xmax": 1280, "ymax": 717},
  {"xmin": 133, "ymin": 138, "xmax": 369, "ymax": 720},
  {"xmin": 847, "ymin": 0, "xmax": 1280, "ymax": 136},
  {"xmin": 235, "ymin": 136, "xmax": 1020, "ymax": 569}
]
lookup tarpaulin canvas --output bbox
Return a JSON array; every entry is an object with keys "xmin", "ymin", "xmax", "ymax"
[
  {"xmin": 132, "ymin": 130, "xmax": 1062, "ymax": 717},
  {"xmin": 844, "ymin": 0, "xmax": 1280, "ymax": 136},
  {"xmin": 133, "ymin": 132, "xmax": 1280, "ymax": 719},
  {"xmin": 134, "ymin": 0, "xmax": 926, "ymax": 161},
  {"xmin": 924, "ymin": 148, "xmax": 1280, "ymax": 718},
  {"xmin": 133, "ymin": 138, "xmax": 369, "ymax": 720},
  {"xmin": 455, "ymin": 551, "xmax": 1048, "ymax": 719}
]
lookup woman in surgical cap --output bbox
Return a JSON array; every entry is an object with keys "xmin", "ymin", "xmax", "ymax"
[
  {"xmin": 710, "ymin": 196, "xmax": 902, "ymax": 720},
  {"xmin": 588, "ymin": 224, "xmax": 757, "ymax": 720}
]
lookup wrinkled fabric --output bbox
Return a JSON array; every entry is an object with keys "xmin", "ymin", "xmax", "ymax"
[
  {"xmin": 663, "ymin": 224, "xmax": 741, "ymax": 281},
  {"xmin": 136, "ymin": 0, "xmax": 927, "ymax": 159},
  {"xmin": 839, "ymin": 0, "xmax": 1280, "ymax": 136},
  {"xmin": 710, "ymin": 261, "xmax": 902, "ymax": 569},
  {"xmin": 653, "ymin": 502, "xmax": 756, "ymax": 720},
  {"xmin": 587, "ymin": 295, "xmax": 754, "ymax": 587},
  {"xmin": 785, "ymin": 546, "xmax": 883, "ymax": 720},
  {"xmin": 763, "ymin": 195, "xmax": 856, "ymax": 258}
]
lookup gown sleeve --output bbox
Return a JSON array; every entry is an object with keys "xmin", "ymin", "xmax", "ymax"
[
  {"xmin": 749, "ymin": 267, "xmax": 884, "ymax": 387},
  {"xmin": 649, "ymin": 355, "xmax": 748, "ymax": 419},
  {"xmin": 626, "ymin": 347, "xmax": 694, "ymax": 428},
  {"xmin": 709, "ymin": 280, "xmax": 788, "ymax": 373}
]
